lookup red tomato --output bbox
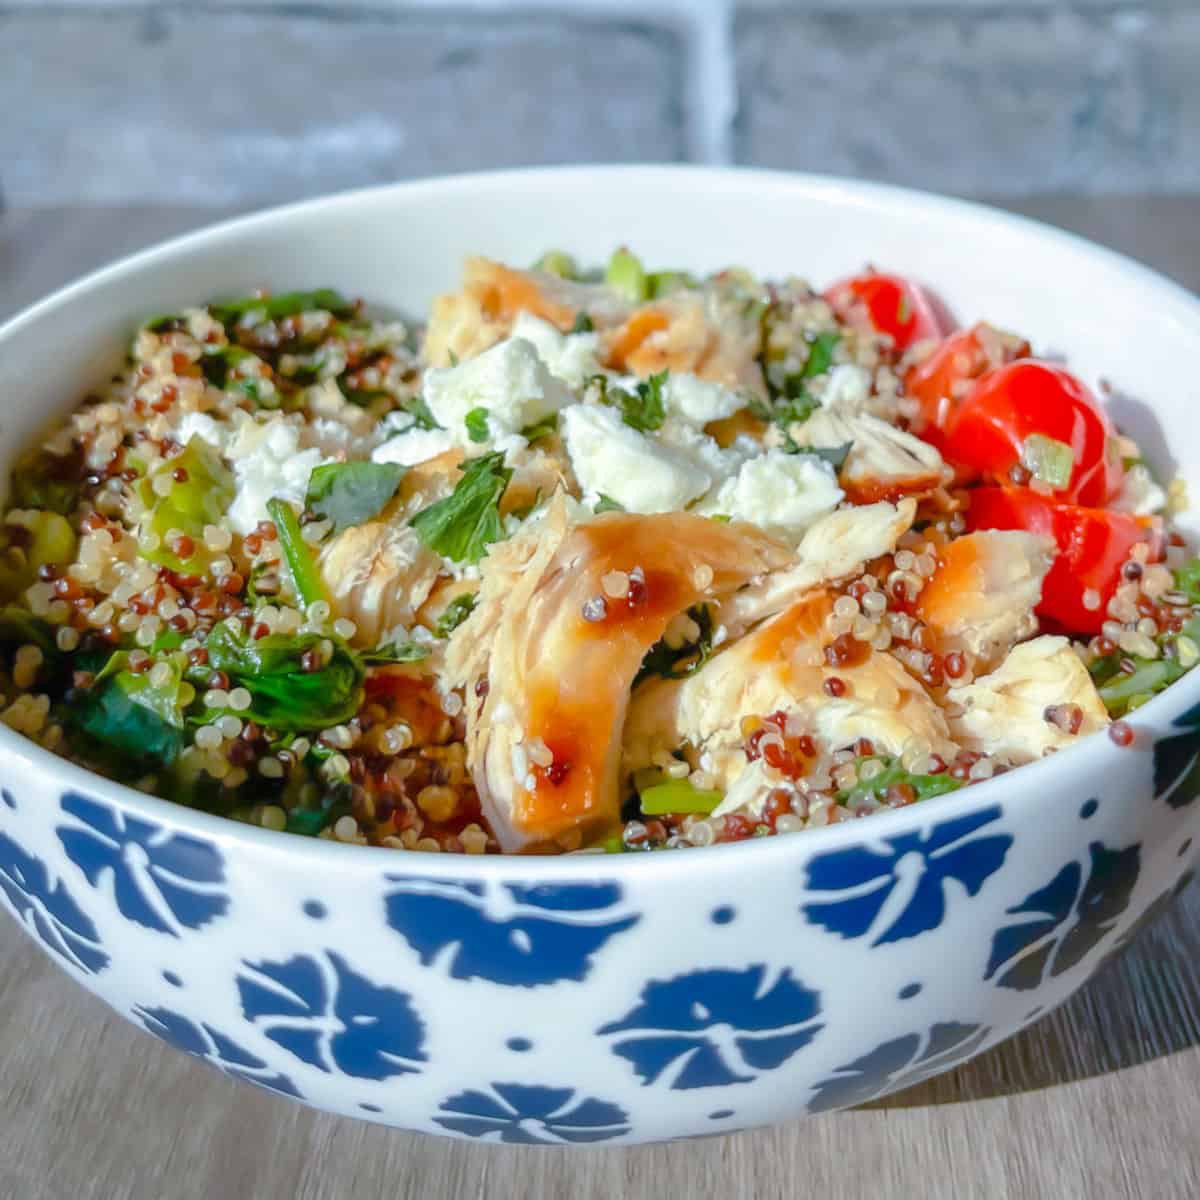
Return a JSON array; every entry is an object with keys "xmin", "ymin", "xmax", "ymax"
[
  {"xmin": 904, "ymin": 323, "xmax": 1031, "ymax": 450},
  {"xmin": 824, "ymin": 272, "xmax": 946, "ymax": 353},
  {"xmin": 943, "ymin": 361, "xmax": 1121, "ymax": 506},
  {"xmin": 966, "ymin": 486, "xmax": 1163, "ymax": 635}
]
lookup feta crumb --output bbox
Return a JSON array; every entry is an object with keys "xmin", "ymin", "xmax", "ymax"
[
  {"xmin": 175, "ymin": 411, "xmax": 226, "ymax": 451},
  {"xmin": 226, "ymin": 418, "xmax": 327, "ymax": 534},
  {"xmin": 423, "ymin": 336, "xmax": 573, "ymax": 446},
  {"xmin": 511, "ymin": 312, "xmax": 600, "ymax": 390},
  {"xmin": 698, "ymin": 449, "xmax": 843, "ymax": 542},
  {"xmin": 817, "ymin": 364, "xmax": 873, "ymax": 414},
  {"xmin": 662, "ymin": 373, "xmax": 744, "ymax": 425},
  {"xmin": 372, "ymin": 427, "xmax": 456, "ymax": 467},
  {"xmin": 561, "ymin": 404, "xmax": 711, "ymax": 513}
]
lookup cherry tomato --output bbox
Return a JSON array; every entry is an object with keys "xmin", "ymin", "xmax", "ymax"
[
  {"xmin": 943, "ymin": 361, "xmax": 1121, "ymax": 506},
  {"xmin": 966, "ymin": 486, "xmax": 1162, "ymax": 635},
  {"xmin": 824, "ymin": 272, "xmax": 946, "ymax": 353},
  {"xmin": 904, "ymin": 323, "xmax": 1031, "ymax": 450}
]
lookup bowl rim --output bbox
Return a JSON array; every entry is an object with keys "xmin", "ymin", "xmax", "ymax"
[{"xmin": 3, "ymin": 162, "xmax": 1199, "ymax": 877}]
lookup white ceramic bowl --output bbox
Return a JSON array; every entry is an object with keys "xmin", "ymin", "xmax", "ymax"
[{"xmin": 2, "ymin": 167, "xmax": 1199, "ymax": 1145}]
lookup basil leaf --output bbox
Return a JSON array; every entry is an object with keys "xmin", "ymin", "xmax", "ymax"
[
  {"xmin": 465, "ymin": 408, "xmax": 491, "ymax": 444},
  {"xmin": 305, "ymin": 462, "xmax": 406, "ymax": 536},
  {"xmin": 411, "ymin": 452, "xmax": 512, "ymax": 565}
]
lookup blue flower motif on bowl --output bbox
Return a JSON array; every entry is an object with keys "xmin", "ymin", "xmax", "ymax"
[
  {"xmin": 56, "ymin": 791, "xmax": 228, "ymax": 936},
  {"xmin": 434, "ymin": 1083, "xmax": 631, "ymax": 1144},
  {"xmin": 383, "ymin": 877, "xmax": 638, "ymax": 986},
  {"xmin": 598, "ymin": 966, "xmax": 823, "ymax": 1089},
  {"xmin": 237, "ymin": 951, "xmax": 427, "ymax": 1080},
  {"xmin": 801, "ymin": 806, "xmax": 1012, "ymax": 945},
  {"xmin": 985, "ymin": 840, "xmax": 1141, "ymax": 990},
  {"xmin": 0, "ymin": 830, "xmax": 109, "ymax": 975},
  {"xmin": 133, "ymin": 1005, "xmax": 301, "ymax": 1099},
  {"xmin": 1153, "ymin": 701, "xmax": 1200, "ymax": 809},
  {"xmin": 808, "ymin": 1021, "xmax": 991, "ymax": 1112}
]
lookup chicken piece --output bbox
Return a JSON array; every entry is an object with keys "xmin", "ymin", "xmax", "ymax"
[
  {"xmin": 716, "ymin": 498, "xmax": 917, "ymax": 637},
  {"xmin": 423, "ymin": 257, "xmax": 630, "ymax": 367},
  {"xmin": 625, "ymin": 591, "xmax": 955, "ymax": 788},
  {"xmin": 794, "ymin": 409, "xmax": 945, "ymax": 504},
  {"xmin": 319, "ymin": 520, "xmax": 443, "ymax": 648},
  {"xmin": 604, "ymin": 288, "xmax": 765, "ymax": 396},
  {"xmin": 915, "ymin": 530, "xmax": 1054, "ymax": 669},
  {"xmin": 443, "ymin": 498, "xmax": 792, "ymax": 850},
  {"xmin": 947, "ymin": 635, "xmax": 1109, "ymax": 763}
]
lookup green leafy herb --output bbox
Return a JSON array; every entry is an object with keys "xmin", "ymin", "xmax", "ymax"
[
  {"xmin": 521, "ymin": 413, "xmax": 559, "ymax": 443},
  {"xmin": 362, "ymin": 639, "xmax": 432, "ymax": 666},
  {"xmin": 1175, "ymin": 558, "xmax": 1200, "ymax": 605},
  {"xmin": 802, "ymin": 331, "xmax": 840, "ymax": 380},
  {"xmin": 305, "ymin": 462, "xmax": 406, "ymax": 536},
  {"xmin": 758, "ymin": 332, "xmax": 842, "ymax": 435},
  {"xmin": 400, "ymin": 394, "xmax": 440, "ymax": 432},
  {"xmin": 0, "ymin": 511, "xmax": 76, "ymax": 602},
  {"xmin": 605, "ymin": 247, "xmax": 649, "ymax": 304},
  {"xmin": 465, "ymin": 407, "xmax": 491, "ymax": 444},
  {"xmin": 266, "ymin": 498, "xmax": 326, "ymax": 608},
  {"xmin": 72, "ymin": 654, "xmax": 188, "ymax": 768},
  {"xmin": 198, "ymin": 344, "xmax": 254, "ymax": 390},
  {"xmin": 435, "ymin": 593, "xmax": 478, "ymax": 638},
  {"xmin": 1096, "ymin": 658, "xmax": 1184, "ymax": 716},
  {"xmin": 837, "ymin": 756, "xmax": 964, "ymax": 808},
  {"xmin": 639, "ymin": 778, "xmax": 723, "ymax": 816},
  {"xmin": 210, "ymin": 289, "xmax": 355, "ymax": 326},
  {"xmin": 203, "ymin": 622, "xmax": 365, "ymax": 732},
  {"xmin": 611, "ymin": 370, "xmax": 668, "ymax": 433},
  {"xmin": 10, "ymin": 446, "xmax": 84, "ymax": 516},
  {"xmin": 411, "ymin": 452, "xmax": 512, "ymax": 565},
  {"xmin": 594, "ymin": 494, "xmax": 624, "ymax": 514},
  {"xmin": 570, "ymin": 311, "xmax": 595, "ymax": 334},
  {"xmin": 635, "ymin": 604, "xmax": 714, "ymax": 685}
]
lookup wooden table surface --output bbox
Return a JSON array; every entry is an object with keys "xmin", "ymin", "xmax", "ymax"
[{"xmin": 3, "ymin": 199, "xmax": 1200, "ymax": 1200}]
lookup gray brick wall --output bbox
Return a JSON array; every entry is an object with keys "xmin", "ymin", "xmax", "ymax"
[{"xmin": 2, "ymin": 0, "xmax": 1199, "ymax": 206}]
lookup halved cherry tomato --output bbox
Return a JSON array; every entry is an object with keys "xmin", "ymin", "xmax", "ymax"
[
  {"xmin": 823, "ymin": 272, "xmax": 946, "ymax": 353},
  {"xmin": 966, "ymin": 486, "xmax": 1163, "ymax": 635},
  {"xmin": 943, "ymin": 361, "xmax": 1121, "ymax": 506},
  {"xmin": 904, "ymin": 323, "xmax": 1031, "ymax": 451}
]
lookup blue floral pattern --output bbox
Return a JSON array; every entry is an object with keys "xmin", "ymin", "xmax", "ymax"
[
  {"xmin": 985, "ymin": 841, "xmax": 1141, "ymax": 990},
  {"xmin": 599, "ymin": 966, "xmax": 823, "ymax": 1089},
  {"xmin": 808, "ymin": 1022, "xmax": 990, "ymax": 1112},
  {"xmin": 801, "ymin": 807, "xmax": 1012, "ymax": 945},
  {"xmin": 434, "ymin": 1083, "xmax": 630, "ymax": 1144},
  {"xmin": 384, "ymin": 877, "xmax": 638, "ymax": 986},
  {"xmin": 0, "ymin": 831, "xmax": 109, "ymax": 975},
  {"xmin": 238, "ymin": 951, "xmax": 426, "ymax": 1080},
  {"xmin": 56, "ymin": 792, "xmax": 227, "ymax": 936},
  {"xmin": 133, "ymin": 1005, "xmax": 300, "ymax": 1099},
  {"xmin": 1153, "ymin": 701, "xmax": 1200, "ymax": 810}
]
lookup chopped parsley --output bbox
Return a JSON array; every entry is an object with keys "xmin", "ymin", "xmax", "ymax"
[
  {"xmin": 305, "ymin": 462, "xmax": 406, "ymax": 536},
  {"xmin": 362, "ymin": 640, "xmax": 433, "ymax": 666},
  {"xmin": 755, "ymin": 331, "xmax": 842, "ymax": 434},
  {"xmin": 435, "ymin": 593, "xmax": 478, "ymax": 638},
  {"xmin": 610, "ymin": 370, "xmax": 668, "ymax": 433},
  {"xmin": 411, "ymin": 451, "xmax": 512, "ymax": 565},
  {"xmin": 464, "ymin": 407, "xmax": 491, "ymax": 444}
]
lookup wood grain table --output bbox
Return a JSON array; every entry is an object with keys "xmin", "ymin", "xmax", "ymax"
[{"xmin": 3, "ymin": 198, "xmax": 1200, "ymax": 1200}]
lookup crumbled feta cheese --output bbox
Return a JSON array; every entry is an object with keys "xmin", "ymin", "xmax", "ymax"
[
  {"xmin": 662, "ymin": 373, "xmax": 744, "ymax": 425},
  {"xmin": 175, "ymin": 411, "xmax": 226, "ymax": 451},
  {"xmin": 698, "ymin": 449, "xmax": 843, "ymax": 542},
  {"xmin": 561, "ymin": 404, "xmax": 711, "ymax": 513},
  {"xmin": 372, "ymin": 427, "xmax": 456, "ymax": 467},
  {"xmin": 226, "ymin": 419, "xmax": 327, "ymax": 534},
  {"xmin": 1112, "ymin": 462, "xmax": 1167, "ymax": 516},
  {"xmin": 817, "ymin": 365, "xmax": 873, "ymax": 414},
  {"xmin": 423, "ymin": 336, "xmax": 573, "ymax": 446},
  {"xmin": 511, "ymin": 312, "xmax": 600, "ymax": 390},
  {"xmin": 658, "ymin": 418, "xmax": 752, "ymax": 482}
]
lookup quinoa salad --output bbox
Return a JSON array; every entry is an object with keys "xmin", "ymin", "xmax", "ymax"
[{"xmin": 2, "ymin": 251, "xmax": 1196, "ymax": 855}]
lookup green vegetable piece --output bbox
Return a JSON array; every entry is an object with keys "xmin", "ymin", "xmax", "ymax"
[
  {"xmin": 1174, "ymin": 557, "xmax": 1200, "ymax": 605},
  {"xmin": 305, "ymin": 462, "xmax": 406, "ymax": 537},
  {"xmin": 837, "ymin": 756, "xmax": 964, "ymax": 809},
  {"xmin": 1099, "ymin": 659, "xmax": 1184, "ymax": 717},
  {"xmin": 636, "ymin": 605, "xmax": 713, "ymax": 685},
  {"xmin": 0, "ymin": 512, "xmax": 77, "ymax": 601},
  {"xmin": 605, "ymin": 247, "xmax": 649, "ymax": 304},
  {"xmin": 802, "ymin": 331, "xmax": 840, "ymax": 380},
  {"xmin": 285, "ymin": 807, "xmax": 329, "ymax": 837},
  {"xmin": 647, "ymin": 270, "xmax": 699, "ymax": 299},
  {"xmin": 614, "ymin": 370, "xmax": 668, "ymax": 433},
  {"xmin": 640, "ymin": 779, "xmax": 723, "ymax": 816},
  {"xmin": 400, "ymin": 394, "xmax": 440, "ymax": 432},
  {"xmin": 362, "ymin": 639, "xmax": 432, "ymax": 666},
  {"xmin": 136, "ymin": 438, "xmax": 234, "ymax": 573},
  {"xmin": 0, "ymin": 606, "xmax": 59, "ymax": 659},
  {"xmin": 10, "ymin": 446, "xmax": 83, "ymax": 516},
  {"xmin": 210, "ymin": 289, "xmax": 355, "ymax": 326},
  {"xmin": 435, "ymin": 593, "xmax": 478, "ymax": 639},
  {"xmin": 521, "ymin": 414, "xmax": 559, "ymax": 443},
  {"xmin": 266, "ymin": 499, "xmax": 326, "ymax": 609},
  {"xmin": 203, "ymin": 622, "xmax": 365, "ymax": 732},
  {"xmin": 143, "ymin": 314, "xmax": 183, "ymax": 334},
  {"xmin": 570, "ymin": 312, "xmax": 595, "ymax": 334},
  {"xmin": 465, "ymin": 407, "xmax": 491, "ymax": 444},
  {"xmin": 594, "ymin": 494, "xmax": 624, "ymax": 514},
  {"xmin": 1022, "ymin": 433, "xmax": 1075, "ymax": 490},
  {"xmin": 199, "ymin": 344, "xmax": 254, "ymax": 389},
  {"xmin": 534, "ymin": 251, "xmax": 579, "ymax": 279},
  {"xmin": 601, "ymin": 834, "xmax": 626, "ymax": 854},
  {"xmin": 411, "ymin": 452, "xmax": 512, "ymax": 565},
  {"xmin": 73, "ymin": 654, "xmax": 187, "ymax": 768}
]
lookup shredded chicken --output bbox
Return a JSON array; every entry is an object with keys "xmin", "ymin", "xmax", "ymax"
[
  {"xmin": 444, "ymin": 499, "xmax": 792, "ymax": 850},
  {"xmin": 947, "ymin": 635, "xmax": 1109, "ymax": 762}
]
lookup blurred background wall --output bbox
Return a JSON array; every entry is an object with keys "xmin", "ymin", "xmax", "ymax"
[{"xmin": 3, "ymin": 0, "xmax": 1198, "ymax": 308}]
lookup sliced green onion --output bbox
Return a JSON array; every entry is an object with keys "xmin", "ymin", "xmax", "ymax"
[
  {"xmin": 605, "ymin": 247, "xmax": 649, "ymax": 304},
  {"xmin": 1098, "ymin": 660, "xmax": 1184, "ymax": 717},
  {"xmin": 1021, "ymin": 433, "xmax": 1075, "ymax": 489},
  {"xmin": 267, "ymin": 498, "xmax": 326, "ymax": 608},
  {"xmin": 639, "ymin": 779, "xmax": 723, "ymax": 816}
]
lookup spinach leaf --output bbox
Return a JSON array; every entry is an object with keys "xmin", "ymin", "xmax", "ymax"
[
  {"xmin": 635, "ymin": 605, "xmax": 714, "ymax": 686},
  {"xmin": 837, "ymin": 756, "xmax": 963, "ymax": 808},
  {"xmin": 305, "ymin": 462, "xmax": 406, "ymax": 536},
  {"xmin": 203, "ymin": 623, "xmax": 365, "ymax": 732},
  {"xmin": 411, "ymin": 452, "xmax": 512, "ymax": 565},
  {"xmin": 72, "ymin": 656, "xmax": 187, "ymax": 768}
]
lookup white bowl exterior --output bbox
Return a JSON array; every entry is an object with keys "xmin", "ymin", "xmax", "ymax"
[{"xmin": 1, "ymin": 168, "xmax": 1199, "ymax": 1143}]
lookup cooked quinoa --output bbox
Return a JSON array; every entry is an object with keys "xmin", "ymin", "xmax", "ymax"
[{"xmin": 1, "ymin": 251, "xmax": 1195, "ymax": 855}]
